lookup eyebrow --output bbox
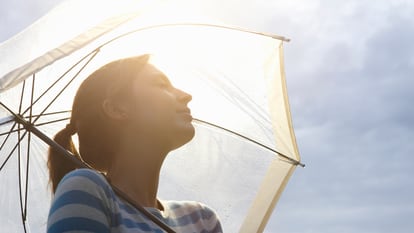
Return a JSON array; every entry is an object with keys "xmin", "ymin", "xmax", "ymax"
[{"xmin": 153, "ymin": 73, "xmax": 172, "ymax": 85}]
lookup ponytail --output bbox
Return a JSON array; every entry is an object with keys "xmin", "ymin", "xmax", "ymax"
[{"xmin": 47, "ymin": 124, "xmax": 80, "ymax": 193}]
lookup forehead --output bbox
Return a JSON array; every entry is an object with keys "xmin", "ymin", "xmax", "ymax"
[
  {"xmin": 140, "ymin": 63, "xmax": 164, "ymax": 76},
  {"xmin": 138, "ymin": 63, "xmax": 167, "ymax": 79},
  {"xmin": 134, "ymin": 63, "xmax": 170, "ymax": 83}
]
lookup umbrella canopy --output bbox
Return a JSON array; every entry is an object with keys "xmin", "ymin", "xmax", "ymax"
[{"xmin": 0, "ymin": 0, "xmax": 302, "ymax": 232}]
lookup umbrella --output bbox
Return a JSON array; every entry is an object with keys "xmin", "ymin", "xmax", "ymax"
[{"xmin": 0, "ymin": 0, "xmax": 303, "ymax": 232}]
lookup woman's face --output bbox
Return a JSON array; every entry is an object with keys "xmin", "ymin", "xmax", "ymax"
[{"xmin": 124, "ymin": 62, "xmax": 195, "ymax": 150}]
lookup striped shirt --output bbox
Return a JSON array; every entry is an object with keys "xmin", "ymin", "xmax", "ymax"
[{"xmin": 47, "ymin": 169, "xmax": 223, "ymax": 233}]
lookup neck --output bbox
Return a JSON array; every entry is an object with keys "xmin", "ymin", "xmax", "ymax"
[{"xmin": 107, "ymin": 135, "xmax": 168, "ymax": 209}]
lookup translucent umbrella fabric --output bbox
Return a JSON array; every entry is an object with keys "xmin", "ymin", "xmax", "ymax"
[{"xmin": 0, "ymin": 1, "xmax": 301, "ymax": 232}]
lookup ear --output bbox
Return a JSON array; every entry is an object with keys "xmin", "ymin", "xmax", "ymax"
[{"xmin": 101, "ymin": 98, "xmax": 130, "ymax": 120}]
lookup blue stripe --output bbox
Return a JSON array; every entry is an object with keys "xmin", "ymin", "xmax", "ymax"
[
  {"xmin": 168, "ymin": 202, "xmax": 184, "ymax": 209},
  {"xmin": 111, "ymin": 213, "xmax": 162, "ymax": 232},
  {"xmin": 49, "ymin": 190, "xmax": 109, "ymax": 217},
  {"xmin": 167, "ymin": 211, "xmax": 207, "ymax": 227},
  {"xmin": 116, "ymin": 199, "xmax": 142, "ymax": 214},
  {"xmin": 48, "ymin": 217, "xmax": 110, "ymax": 233},
  {"xmin": 201, "ymin": 221, "xmax": 222, "ymax": 233}
]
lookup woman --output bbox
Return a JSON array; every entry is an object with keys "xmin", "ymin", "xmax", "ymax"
[{"xmin": 47, "ymin": 55, "xmax": 223, "ymax": 233}]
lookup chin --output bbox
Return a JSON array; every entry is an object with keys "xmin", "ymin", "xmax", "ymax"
[{"xmin": 170, "ymin": 124, "xmax": 195, "ymax": 150}]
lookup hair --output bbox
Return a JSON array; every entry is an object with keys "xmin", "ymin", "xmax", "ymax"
[{"xmin": 48, "ymin": 54, "xmax": 150, "ymax": 193}]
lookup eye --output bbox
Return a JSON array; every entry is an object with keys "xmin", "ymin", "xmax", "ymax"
[
  {"xmin": 157, "ymin": 80, "xmax": 170, "ymax": 88},
  {"xmin": 155, "ymin": 76, "xmax": 173, "ymax": 88}
]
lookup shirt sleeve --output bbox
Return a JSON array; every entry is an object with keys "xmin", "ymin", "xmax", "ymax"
[
  {"xmin": 47, "ymin": 169, "xmax": 114, "ymax": 233},
  {"xmin": 199, "ymin": 203, "xmax": 223, "ymax": 233}
]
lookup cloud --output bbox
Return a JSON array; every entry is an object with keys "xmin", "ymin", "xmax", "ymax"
[{"xmin": 261, "ymin": 1, "xmax": 414, "ymax": 232}]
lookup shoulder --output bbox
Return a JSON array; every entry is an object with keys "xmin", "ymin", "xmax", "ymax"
[
  {"xmin": 58, "ymin": 168, "xmax": 109, "ymax": 188},
  {"xmin": 55, "ymin": 168, "xmax": 112, "ymax": 196},
  {"xmin": 52, "ymin": 169, "xmax": 116, "ymax": 212},
  {"xmin": 48, "ymin": 169, "xmax": 115, "ymax": 233},
  {"xmin": 163, "ymin": 200, "xmax": 223, "ymax": 232},
  {"xmin": 166, "ymin": 200, "xmax": 217, "ymax": 217},
  {"xmin": 50, "ymin": 169, "xmax": 116, "ymax": 215}
]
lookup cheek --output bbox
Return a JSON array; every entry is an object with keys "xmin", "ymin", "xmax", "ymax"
[{"xmin": 130, "ymin": 92, "xmax": 175, "ymax": 128}]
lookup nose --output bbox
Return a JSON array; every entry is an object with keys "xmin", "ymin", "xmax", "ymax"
[{"xmin": 176, "ymin": 87, "xmax": 192, "ymax": 104}]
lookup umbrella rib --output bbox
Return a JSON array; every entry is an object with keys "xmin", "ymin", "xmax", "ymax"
[
  {"xmin": 193, "ymin": 118, "xmax": 305, "ymax": 167},
  {"xmin": 32, "ymin": 50, "xmax": 99, "ymax": 125},
  {"xmin": 17, "ymin": 122, "xmax": 28, "ymax": 232},
  {"xmin": 23, "ymin": 74, "xmax": 36, "ymax": 220},
  {"xmin": 0, "ymin": 121, "xmax": 17, "ymax": 151},
  {"xmin": 0, "ymin": 102, "xmax": 29, "ymax": 171},
  {"xmin": 0, "ymin": 129, "xmax": 27, "ymax": 171},
  {"xmin": 35, "ymin": 117, "xmax": 71, "ymax": 127},
  {"xmin": 0, "ymin": 117, "xmax": 70, "ymax": 136},
  {"xmin": 18, "ymin": 80, "xmax": 26, "ymax": 114},
  {"xmin": 28, "ymin": 110, "xmax": 71, "ymax": 119},
  {"xmin": 0, "ymin": 116, "xmax": 16, "ymax": 126},
  {"xmin": 17, "ymin": 77, "xmax": 29, "ymax": 228},
  {"xmin": 0, "ymin": 110, "xmax": 71, "ymax": 129},
  {"xmin": 21, "ymin": 50, "xmax": 99, "ymax": 116}
]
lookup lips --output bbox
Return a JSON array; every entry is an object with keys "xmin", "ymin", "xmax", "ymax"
[
  {"xmin": 177, "ymin": 107, "xmax": 192, "ymax": 119},
  {"xmin": 177, "ymin": 107, "xmax": 190, "ymax": 113}
]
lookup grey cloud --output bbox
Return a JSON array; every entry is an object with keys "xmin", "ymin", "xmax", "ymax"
[{"xmin": 264, "ymin": 1, "xmax": 414, "ymax": 233}]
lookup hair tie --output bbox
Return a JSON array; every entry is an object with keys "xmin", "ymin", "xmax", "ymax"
[{"xmin": 65, "ymin": 123, "xmax": 77, "ymax": 136}]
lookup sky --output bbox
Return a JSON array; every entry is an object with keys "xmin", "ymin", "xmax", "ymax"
[{"xmin": 1, "ymin": 0, "xmax": 413, "ymax": 232}]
